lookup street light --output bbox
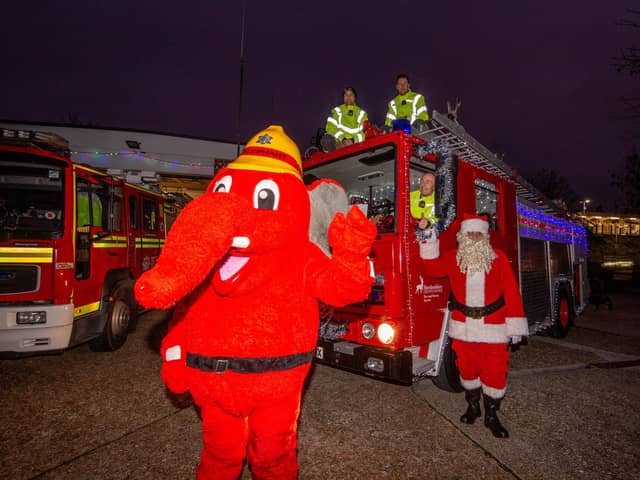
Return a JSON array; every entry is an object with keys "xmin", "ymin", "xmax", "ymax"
[{"xmin": 581, "ymin": 198, "xmax": 591, "ymax": 215}]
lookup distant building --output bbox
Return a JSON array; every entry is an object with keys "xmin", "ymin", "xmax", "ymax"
[
  {"xmin": 577, "ymin": 213, "xmax": 640, "ymax": 237},
  {"xmin": 577, "ymin": 213, "xmax": 640, "ymax": 282}
]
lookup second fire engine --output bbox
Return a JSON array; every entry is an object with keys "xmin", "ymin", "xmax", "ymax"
[{"xmin": 0, "ymin": 129, "xmax": 165, "ymax": 355}]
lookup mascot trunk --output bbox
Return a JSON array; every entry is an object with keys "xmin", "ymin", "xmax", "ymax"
[{"xmin": 135, "ymin": 125, "xmax": 376, "ymax": 479}]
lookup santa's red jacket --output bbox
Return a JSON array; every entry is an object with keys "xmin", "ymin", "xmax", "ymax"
[{"xmin": 423, "ymin": 248, "xmax": 529, "ymax": 343}]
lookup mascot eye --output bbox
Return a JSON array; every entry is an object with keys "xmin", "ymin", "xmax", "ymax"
[
  {"xmin": 213, "ymin": 175, "xmax": 232, "ymax": 193},
  {"xmin": 253, "ymin": 179, "xmax": 280, "ymax": 210}
]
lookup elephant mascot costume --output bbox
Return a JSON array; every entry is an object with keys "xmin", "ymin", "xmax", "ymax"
[{"xmin": 135, "ymin": 125, "xmax": 376, "ymax": 479}]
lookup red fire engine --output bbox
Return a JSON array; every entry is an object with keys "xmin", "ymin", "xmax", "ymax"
[
  {"xmin": 305, "ymin": 111, "xmax": 589, "ymax": 390},
  {"xmin": 0, "ymin": 129, "xmax": 165, "ymax": 355}
]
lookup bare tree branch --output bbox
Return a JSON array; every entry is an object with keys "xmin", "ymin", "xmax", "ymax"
[{"xmin": 613, "ymin": 9, "xmax": 640, "ymax": 75}]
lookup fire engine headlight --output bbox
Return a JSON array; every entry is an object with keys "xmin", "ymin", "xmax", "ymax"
[
  {"xmin": 16, "ymin": 311, "xmax": 47, "ymax": 325},
  {"xmin": 361, "ymin": 322, "xmax": 375, "ymax": 340},
  {"xmin": 377, "ymin": 323, "xmax": 394, "ymax": 344}
]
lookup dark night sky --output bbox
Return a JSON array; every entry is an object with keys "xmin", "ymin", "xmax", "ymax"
[{"xmin": 2, "ymin": 1, "xmax": 638, "ymax": 209}]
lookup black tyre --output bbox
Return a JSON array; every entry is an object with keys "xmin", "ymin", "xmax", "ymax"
[
  {"xmin": 89, "ymin": 280, "xmax": 136, "ymax": 352},
  {"xmin": 550, "ymin": 287, "xmax": 573, "ymax": 338},
  {"xmin": 431, "ymin": 336, "xmax": 464, "ymax": 393}
]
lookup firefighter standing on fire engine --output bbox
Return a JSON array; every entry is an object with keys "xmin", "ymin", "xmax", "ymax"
[
  {"xmin": 419, "ymin": 214, "xmax": 529, "ymax": 438},
  {"xmin": 321, "ymin": 87, "xmax": 368, "ymax": 151},
  {"xmin": 384, "ymin": 74, "xmax": 429, "ymax": 132}
]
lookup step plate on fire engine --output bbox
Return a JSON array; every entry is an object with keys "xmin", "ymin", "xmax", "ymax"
[{"xmin": 333, "ymin": 341, "xmax": 360, "ymax": 355}]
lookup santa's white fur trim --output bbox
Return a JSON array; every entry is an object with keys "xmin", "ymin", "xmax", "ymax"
[
  {"xmin": 482, "ymin": 384, "xmax": 506, "ymax": 399},
  {"xmin": 419, "ymin": 238, "xmax": 440, "ymax": 259},
  {"xmin": 449, "ymin": 319, "xmax": 509, "ymax": 343},
  {"xmin": 460, "ymin": 218, "xmax": 489, "ymax": 234},
  {"xmin": 465, "ymin": 271, "xmax": 485, "ymax": 307},
  {"xmin": 506, "ymin": 317, "xmax": 529, "ymax": 336},
  {"xmin": 460, "ymin": 377, "xmax": 481, "ymax": 390}
]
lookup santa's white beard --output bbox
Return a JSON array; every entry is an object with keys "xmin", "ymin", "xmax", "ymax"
[{"xmin": 456, "ymin": 232, "xmax": 497, "ymax": 274}]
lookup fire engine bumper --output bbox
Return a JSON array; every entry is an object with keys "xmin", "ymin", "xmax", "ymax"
[
  {"xmin": 315, "ymin": 338, "xmax": 413, "ymax": 385},
  {"xmin": 0, "ymin": 304, "xmax": 74, "ymax": 355}
]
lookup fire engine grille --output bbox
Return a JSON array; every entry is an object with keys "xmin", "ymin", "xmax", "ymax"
[
  {"xmin": 519, "ymin": 237, "xmax": 550, "ymax": 326},
  {"xmin": 0, "ymin": 265, "xmax": 39, "ymax": 294}
]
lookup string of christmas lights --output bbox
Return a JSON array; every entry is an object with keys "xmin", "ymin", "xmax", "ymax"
[
  {"xmin": 517, "ymin": 202, "xmax": 588, "ymax": 252},
  {"xmin": 70, "ymin": 150, "xmax": 217, "ymax": 170}
]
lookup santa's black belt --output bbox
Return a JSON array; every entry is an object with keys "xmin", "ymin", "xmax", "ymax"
[
  {"xmin": 186, "ymin": 349, "xmax": 315, "ymax": 374},
  {"xmin": 449, "ymin": 295, "xmax": 505, "ymax": 319}
]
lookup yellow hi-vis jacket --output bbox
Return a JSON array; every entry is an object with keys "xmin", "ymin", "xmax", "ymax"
[
  {"xmin": 325, "ymin": 104, "xmax": 368, "ymax": 143},
  {"xmin": 410, "ymin": 190, "xmax": 437, "ymax": 223},
  {"xmin": 385, "ymin": 91, "xmax": 429, "ymax": 126}
]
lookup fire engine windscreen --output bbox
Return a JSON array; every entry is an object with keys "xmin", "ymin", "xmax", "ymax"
[
  {"xmin": 306, "ymin": 144, "xmax": 397, "ymax": 233},
  {"xmin": 0, "ymin": 152, "xmax": 65, "ymax": 241}
]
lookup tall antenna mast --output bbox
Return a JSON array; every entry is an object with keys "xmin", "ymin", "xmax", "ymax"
[{"xmin": 236, "ymin": 0, "xmax": 246, "ymax": 156}]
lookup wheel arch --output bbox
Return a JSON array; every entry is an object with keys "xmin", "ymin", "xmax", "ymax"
[{"xmin": 100, "ymin": 268, "xmax": 135, "ymax": 304}]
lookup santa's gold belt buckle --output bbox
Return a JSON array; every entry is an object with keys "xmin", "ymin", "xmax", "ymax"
[{"xmin": 468, "ymin": 307, "xmax": 484, "ymax": 319}]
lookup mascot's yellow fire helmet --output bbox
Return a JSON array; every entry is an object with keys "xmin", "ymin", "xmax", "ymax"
[{"xmin": 227, "ymin": 125, "xmax": 302, "ymax": 180}]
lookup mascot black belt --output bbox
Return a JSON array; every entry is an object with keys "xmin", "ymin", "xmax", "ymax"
[{"xmin": 186, "ymin": 350, "xmax": 315, "ymax": 374}]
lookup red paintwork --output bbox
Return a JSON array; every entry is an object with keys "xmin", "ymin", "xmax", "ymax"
[
  {"xmin": 303, "ymin": 130, "xmax": 521, "ymax": 354},
  {"xmin": 0, "ymin": 143, "xmax": 165, "ymax": 312}
]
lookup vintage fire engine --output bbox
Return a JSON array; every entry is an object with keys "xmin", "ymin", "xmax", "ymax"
[
  {"xmin": 304, "ymin": 111, "xmax": 589, "ymax": 390},
  {"xmin": 0, "ymin": 129, "xmax": 165, "ymax": 355}
]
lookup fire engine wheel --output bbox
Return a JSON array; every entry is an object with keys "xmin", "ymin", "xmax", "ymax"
[
  {"xmin": 89, "ymin": 281, "xmax": 136, "ymax": 352},
  {"xmin": 431, "ymin": 336, "xmax": 464, "ymax": 393},
  {"xmin": 550, "ymin": 287, "xmax": 573, "ymax": 338}
]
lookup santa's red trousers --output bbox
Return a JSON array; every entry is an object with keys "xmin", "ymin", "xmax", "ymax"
[
  {"xmin": 197, "ymin": 389, "xmax": 301, "ymax": 480},
  {"xmin": 452, "ymin": 339, "xmax": 510, "ymax": 398}
]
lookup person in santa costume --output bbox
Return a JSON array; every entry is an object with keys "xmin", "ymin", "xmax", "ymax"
[{"xmin": 419, "ymin": 214, "xmax": 528, "ymax": 438}]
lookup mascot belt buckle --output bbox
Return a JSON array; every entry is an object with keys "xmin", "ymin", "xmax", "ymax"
[
  {"xmin": 215, "ymin": 359, "xmax": 229, "ymax": 373},
  {"xmin": 469, "ymin": 307, "xmax": 484, "ymax": 319}
]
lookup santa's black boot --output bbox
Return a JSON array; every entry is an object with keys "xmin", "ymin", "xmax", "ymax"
[
  {"xmin": 483, "ymin": 395, "xmax": 509, "ymax": 438},
  {"xmin": 460, "ymin": 388, "xmax": 482, "ymax": 424}
]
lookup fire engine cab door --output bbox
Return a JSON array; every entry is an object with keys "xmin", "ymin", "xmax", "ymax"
[
  {"xmin": 127, "ymin": 192, "xmax": 141, "ymax": 277},
  {"xmin": 137, "ymin": 195, "xmax": 162, "ymax": 273},
  {"xmin": 74, "ymin": 172, "xmax": 118, "ymax": 319}
]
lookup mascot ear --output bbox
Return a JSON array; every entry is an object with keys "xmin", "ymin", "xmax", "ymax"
[{"xmin": 307, "ymin": 179, "xmax": 348, "ymax": 257}]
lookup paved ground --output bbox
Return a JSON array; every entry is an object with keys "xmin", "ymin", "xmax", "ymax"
[{"xmin": 1, "ymin": 288, "xmax": 639, "ymax": 479}]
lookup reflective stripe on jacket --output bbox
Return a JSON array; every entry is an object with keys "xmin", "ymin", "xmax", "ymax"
[
  {"xmin": 325, "ymin": 104, "xmax": 368, "ymax": 142},
  {"xmin": 385, "ymin": 91, "xmax": 429, "ymax": 126}
]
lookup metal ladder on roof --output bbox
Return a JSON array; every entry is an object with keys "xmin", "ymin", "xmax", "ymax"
[{"xmin": 416, "ymin": 110, "xmax": 560, "ymax": 213}]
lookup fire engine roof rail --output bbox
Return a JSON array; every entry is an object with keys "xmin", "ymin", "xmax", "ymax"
[{"xmin": 417, "ymin": 111, "xmax": 560, "ymax": 214}]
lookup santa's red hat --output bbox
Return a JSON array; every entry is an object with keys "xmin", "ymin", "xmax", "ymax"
[{"xmin": 459, "ymin": 213, "xmax": 489, "ymax": 234}]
